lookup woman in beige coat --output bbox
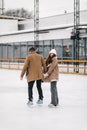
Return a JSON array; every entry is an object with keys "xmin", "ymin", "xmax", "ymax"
[{"xmin": 44, "ymin": 49, "xmax": 59, "ymax": 107}]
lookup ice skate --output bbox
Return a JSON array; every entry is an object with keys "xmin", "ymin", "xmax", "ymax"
[{"xmin": 36, "ymin": 99, "xmax": 43, "ymax": 105}]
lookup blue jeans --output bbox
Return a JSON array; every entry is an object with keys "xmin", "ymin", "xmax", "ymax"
[{"xmin": 50, "ymin": 81, "xmax": 59, "ymax": 106}]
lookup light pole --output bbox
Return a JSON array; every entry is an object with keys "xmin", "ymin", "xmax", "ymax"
[
  {"xmin": 0, "ymin": 0, "xmax": 4, "ymax": 14},
  {"xmin": 73, "ymin": 0, "xmax": 80, "ymax": 72},
  {"xmin": 34, "ymin": 0, "xmax": 39, "ymax": 53}
]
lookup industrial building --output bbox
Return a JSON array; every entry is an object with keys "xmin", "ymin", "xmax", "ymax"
[{"xmin": 0, "ymin": 10, "xmax": 87, "ymax": 59}]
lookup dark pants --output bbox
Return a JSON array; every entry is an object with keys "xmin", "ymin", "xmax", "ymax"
[
  {"xmin": 50, "ymin": 81, "xmax": 59, "ymax": 106},
  {"xmin": 28, "ymin": 79, "xmax": 43, "ymax": 101}
]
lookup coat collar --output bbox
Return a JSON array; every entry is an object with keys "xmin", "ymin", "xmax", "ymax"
[
  {"xmin": 29, "ymin": 51, "xmax": 36, "ymax": 54},
  {"xmin": 52, "ymin": 56, "xmax": 57, "ymax": 61}
]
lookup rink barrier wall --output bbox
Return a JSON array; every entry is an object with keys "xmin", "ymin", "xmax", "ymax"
[{"xmin": 0, "ymin": 58, "xmax": 87, "ymax": 75}]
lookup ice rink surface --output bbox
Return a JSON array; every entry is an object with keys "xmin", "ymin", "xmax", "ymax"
[{"xmin": 0, "ymin": 69, "xmax": 87, "ymax": 130}]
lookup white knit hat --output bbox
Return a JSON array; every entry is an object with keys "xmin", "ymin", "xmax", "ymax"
[{"xmin": 49, "ymin": 49, "xmax": 57, "ymax": 55}]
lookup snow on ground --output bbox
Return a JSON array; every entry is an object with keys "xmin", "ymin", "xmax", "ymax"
[{"xmin": 0, "ymin": 69, "xmax": 87, "ymax": 130}]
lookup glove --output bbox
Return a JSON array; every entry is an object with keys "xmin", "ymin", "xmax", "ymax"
[{"xmin": 44, "ymin": 73, "xmax": 48, "ymax": 78}]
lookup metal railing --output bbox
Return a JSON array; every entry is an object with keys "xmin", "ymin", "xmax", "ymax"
[{"xmin": 0, "ymin": 58, "xmax": 87, "ymax": 75}]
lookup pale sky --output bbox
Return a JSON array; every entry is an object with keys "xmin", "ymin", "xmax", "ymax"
[{"xmin": 3, "ymin": 0, "xmax": 87, "ymax": 17}]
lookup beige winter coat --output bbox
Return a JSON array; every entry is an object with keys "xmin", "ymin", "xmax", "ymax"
[
  {"xmin": 44, "ymin": 57, "xmax": 59, "ymax": 82},
  {"xmin": 21, "ymin": 51, "xmax": 47, "ymax": 82}
]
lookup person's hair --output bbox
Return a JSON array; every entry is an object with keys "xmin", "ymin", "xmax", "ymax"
[
  {"xmin": 46, "ymin": 54, "xmax": 56, "ymax": 66},
  {"xmin": 29, "ymin": 47, "xmax": 35, "ymax": 52}
]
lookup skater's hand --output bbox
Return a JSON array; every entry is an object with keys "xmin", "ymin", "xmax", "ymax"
[
  {"xmin": 20, "ymin": 75, "xmax": 23, "ymax": 80},
  {"xmin": 44, "ymin": 73, "xmax": 48, "ymax": 78}
]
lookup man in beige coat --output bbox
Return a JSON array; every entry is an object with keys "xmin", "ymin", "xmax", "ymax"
[{"xmin": 20, "ymin": 47, "xmax": 47, "ymax": 106}]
